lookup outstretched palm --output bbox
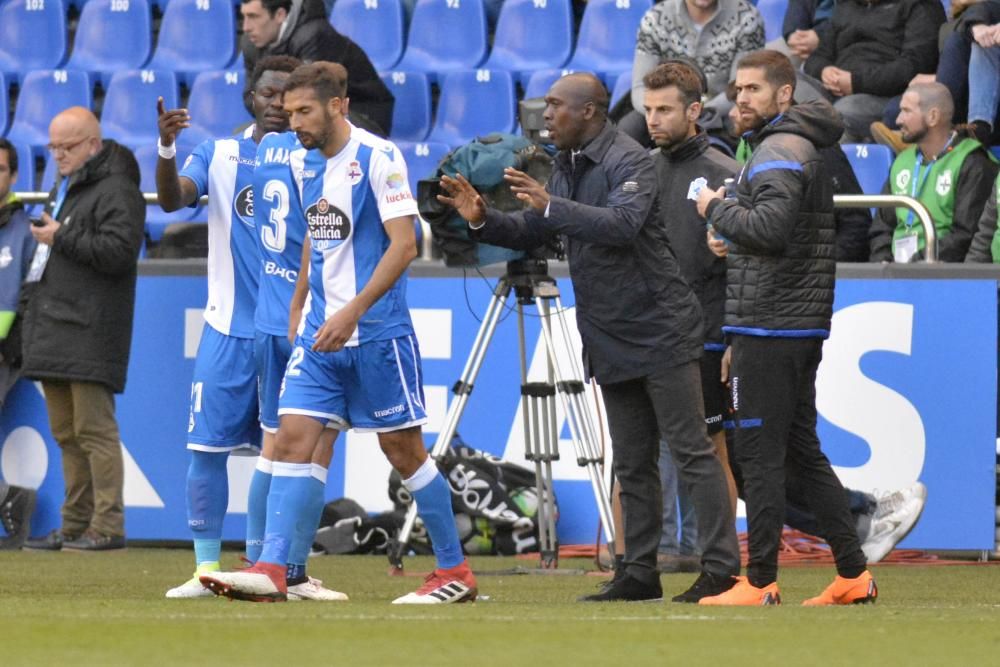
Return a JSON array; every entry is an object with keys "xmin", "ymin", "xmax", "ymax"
[{"xmin": 438, "ymin": 173, "xmax": 486, "ymax": 225}]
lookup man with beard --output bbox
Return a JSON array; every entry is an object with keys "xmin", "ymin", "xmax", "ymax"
[
  {"xmin": 870, "ymin": 82, "xmax": 997, "ymax": 263},
  {"xmin": 200, "ymin": 62, "xmax": 477, "ymax": 604},
  {"xmin": 643, "ymin": 61, "xmax": 739, "ymax": 572},
  {"xmin": 155, "ymin": 56, "xmax": 347, "ymax": 600},
  {"xmin": 439, "ymin": 72, "xmax": 741, "ymax": 604},
  {"xmin": 696, "ymin": 50, "xmax": 875, "ymax": 605}
]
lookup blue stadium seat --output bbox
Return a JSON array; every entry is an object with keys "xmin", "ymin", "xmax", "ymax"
[
  {"xmin": 380, "ymin": 71, "xmax": 432, "ymax": 142},
  {"xmin": 756, "ymin": 0, "xmax": 786, "ymax": 43},
  {"xmin": 396, "ymin": 0, "xmax": 488, "ymax": 81},
  {"xmin": 9, "ymin": 139, "xmax": 38, "ymax": 192},
  {"xmin": 133, "ymin": 144, "xmax": 197, "ymax": 241},
  {"xmin": 7, "ymin": 71, "xmax": 93, "ymax": 153},
  {"xmin": 147, "ymin": 0, "xmax": 236, "ymax": 85},
  {"xmin": 609, "ymin": 70, "xmax": 632, "ymax": 109},
  {"xmin": 0, "ymin": 0, "xmax": 68, "ymax": 83},
  {"xmin": 484, "ymin": 0, "xmax": 574, "ymax": 83},
  {"xmin": 102, "ymin": 70, "xmax": 179, "ymax": 148},
  {"xmin": 0, "ymin": 72, "xmax": 8, "ymax": 137},
  {"xmin": 567, "ymin": 0, "xmax": 652, "ymax": 86},
  {"xmin": 331, "ymin": 0, "xmax": 405, "ymax": 71},
  {"xmin": 842, "ymin": 143, "xmax": 893, "ymax": 196},
  {"xmin": 184, "ymin": 70, "xmax": 250, "ymax": 148},
  {"xmin": 428, "ymin": 69, "xmax": 517, "ymax": 147},
  {"xmin": 397, "ymin": 140, "xmax": 450, "ymax": 195},
  {"xmin": 65, "ymin": 0, "xmax": 153, "ymax": 87}
]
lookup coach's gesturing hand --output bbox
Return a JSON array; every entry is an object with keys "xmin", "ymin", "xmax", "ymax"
[
  {"xmin": 438, "ymin": 173, "xmax": 486, "ymax": 225},
  {"xmin": 504, "ymin": 168, "xmax": 550, "ymax": 212}
]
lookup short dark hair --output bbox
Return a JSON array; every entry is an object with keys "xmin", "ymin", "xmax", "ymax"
[
  {"xmin": 285, "ymin": 62, "xmax": 349, "ymax": 104},
  {"xmin": 250, "ymin": 55, "xmax": 301, "ymax": 90},
  {"xmin": 243, "ymin": 0, "xmax": 291, "ymax": 15},
  {"xmin": 0, "ymin": 138, "xmax": 17, "ymax": 174},
  {"xmin": 737, "ymin": 49, "xmax": 797, "ymax": 94},
  {"xmin": 643, "ymin": 61, "xmax": 705, "ymax": 107}
]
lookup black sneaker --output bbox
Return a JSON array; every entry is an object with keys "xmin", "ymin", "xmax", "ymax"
[
  {"xmin": 0, "ymin": 485, "xmax": 36, "ymax": 549},
  {"xmin": 62, "ymin": 529, "xmax": 126, "ymax": 552},
  {"xmin": 24, "ymin": 529, "xmax": 74, "ymax": 551},
  {"xmin": 671, "ymin": 571, "xmax": 738, "ymax": 603},
  {"xmin": 579, "ymin": 572, "xmax": 662, "ymax": 602}
]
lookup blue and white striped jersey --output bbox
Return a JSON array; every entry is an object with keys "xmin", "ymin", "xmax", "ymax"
[
  {"xmin": 290, "ymin": 124, "xmax": 419, "ymax": 347},
  {"xmin": 253, "ymin": 131, "xmax": 306, "ymax": 337},
  {"xmin": 180, "ymin": 125, "xmax": 260, "ymax": 338}
]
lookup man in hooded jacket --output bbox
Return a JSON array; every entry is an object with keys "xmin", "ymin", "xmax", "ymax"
[
  {"xmin": 696, "ymin": 51, "xmax": 875, "ymax": 606},
  {"xmin": 240, "ymin": 0, "xmax": 394, "ymax": 135},
  {"xmin": 20, "ymin": 107, "xmax": 145, "ymax": 552}
]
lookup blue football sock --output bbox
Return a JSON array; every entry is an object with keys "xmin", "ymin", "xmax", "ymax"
[
  {"xmin": 405, "ymin": 457, "xmax": 464, "ymax": 569},
  {"xmin": 259, "ymin": 462, "xmax": 314, "ymax": 567},
  {"xmin": 286, "ymin": 563, "xmax": 307, "ymax": 583},
  {"xmin": 286, "ymin": 463, "xmax": 328, "ymax": 580},
  {"xmin": 246, "ymin": 457, "xmax": 273, "ymax": 564},
  {"xmin": 186, "ymin": 450, "xmax": 229, "ymax": 566}
]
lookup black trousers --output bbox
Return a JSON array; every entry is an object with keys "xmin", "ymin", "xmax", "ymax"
[
  {"xmin": 601, "ymin": 359, "xmax": 740, "ymax": 584},
  {"xmin": 730, "ymin": 335, "xmax": 867, "ymax": 586}
]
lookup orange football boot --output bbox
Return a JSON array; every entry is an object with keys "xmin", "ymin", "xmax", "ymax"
[
  {"xmin": 699, "ymin": 576, "xmax": 781, "ymax": 606},
  {"xmin": 802, "ymin": 570, "xmax": 878, "ymax": 606}
]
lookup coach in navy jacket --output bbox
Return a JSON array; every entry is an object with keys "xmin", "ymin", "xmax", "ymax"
[{"xmin": 438, "ymin": 73, "xmax": 740, "ymax": 604}]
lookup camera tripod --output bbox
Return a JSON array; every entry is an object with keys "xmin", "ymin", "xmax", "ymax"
[{"xmin": 386, "ymin": 259, "xmax": 615, "ymax": 571}]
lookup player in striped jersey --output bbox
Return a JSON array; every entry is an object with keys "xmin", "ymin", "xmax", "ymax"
[
  {"xmin": 248, "ymin": 129, "xmax": 345, "ymax": 601},
  {"xmin": 156, "ymin": 56, "xmax": 300, "ymax": 599},
  {"xmin": 202, "ymin": 62, "xmax": 477, "ymax": 604}
]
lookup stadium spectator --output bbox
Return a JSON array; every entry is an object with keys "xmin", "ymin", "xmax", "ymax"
[
  {"xmin": 240, "ymin": 0, "xmax": 395, "ymax": 135},
  {"xmin": 617, "ymin": 0, "xmax": 765, "ymax": 145},
  {"xmin": 201, "ymin": 62, "xmax": 477, "ymax": 604},
  {"xmin": 0, "ymin": 139, "xmax": 37, "ymax": 406},
  {"xmin": 156, "ymin": 56, "xmax": 344, "ymax": 600},
  {"xmin": 643, "ymin": 61, "xmax": 739, "ymax": 574},
  {"xmin": 20, "ymin": 108, "xmax": 145, "ymax": 552},
  {"xmin": 966, "ymin": 171, "xmax": 1000, "ymax": 262},
  {"xmin": 870, "ymin": 83, "xmax": 998, "ymax": 262},
  {"xmin": 799, "ymin": 0, "xmax": 946, "ymax": 143},
  {"xmin": 441, "ymin": 73, "xmax": 741, "ymax": 604},
  {"xmin": 697, "ymin": 50, "xmax": 876, "ymax": 605},
  {"xmin": 778, "ymin": 0, "xmax": 835, "ymax": 64}
]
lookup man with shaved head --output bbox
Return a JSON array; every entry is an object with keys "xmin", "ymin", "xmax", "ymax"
[
  {"xmin": 870, "ymin": 82, "xmax": 998, "ymax": 262},
  {"xmin": 439, "ymin": 72, "xmax": 740, "ymax": 603},
  {"xmin": 20, "ymin": 106, "xmax": 145, "ymax": 552}
]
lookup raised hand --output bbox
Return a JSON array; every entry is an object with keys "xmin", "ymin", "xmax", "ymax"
[
  {"xmin": 157, "ymin": 96, "xmax": 190, "ymax": 148},
  {"xmin": 503, "ymin": 167, "xmax": 550, "ymax": 212},
  {"xmin": 438, "ymin": 173, "xmax": 487, "ymax": 225}
]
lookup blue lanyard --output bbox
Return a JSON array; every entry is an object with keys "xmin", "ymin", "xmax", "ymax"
[
  {"xmin": 52, "ymin": 179, "xmax": 69, "ymax": 220},
  {"xmin": 904, "ymin": 133, "xmax": 956, "ymax": 231}
]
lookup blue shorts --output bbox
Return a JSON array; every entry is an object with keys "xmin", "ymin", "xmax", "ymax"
[
  {"xmin": 278, "ymin": 334, "xmax": 428, "ymax": 433},
  {"xmin": 187, "ymin": 326, "xmax": 261, "ymax": 451},
  {"xmin": 254, "ymin": 331, "xmax": 292, "ymax": 433}
]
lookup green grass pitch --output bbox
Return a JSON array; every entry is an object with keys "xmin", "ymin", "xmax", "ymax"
[{"xmin": 2, "ymin": 549, "xmax": 1000, "ymax": 666}]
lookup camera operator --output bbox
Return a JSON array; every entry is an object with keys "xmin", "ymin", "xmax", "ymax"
[{"xmin": 438, "ymin": 73, "xmax": 740, "ymax": 604}]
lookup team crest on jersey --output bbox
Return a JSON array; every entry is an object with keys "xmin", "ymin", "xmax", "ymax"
[
  {"xmin": 306, "ymin": 197, "xmax": 351, "ymax": 250},
  {"xmin": 386, "ymin": 172, "xmax": 405, "ymax": 190},
  {"xmin": 935, "ymin": 170, "xmax": 953, "ymax": 196},
  {"xmin": 346, "ymin": 160, "xmax": 363, "ymax": 185},
  {"xmin": 895, "ymin": 169, "xmax": 911, "ymax": 191},
  {"xmin": 234, "ymin": 185, "xmax": 255, "ymax": 227}
]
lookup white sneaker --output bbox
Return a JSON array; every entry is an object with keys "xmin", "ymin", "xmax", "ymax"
[
  {"xmin": 862, "ymin": 482, "xmax": 928, "ymax": 563},
  {"xmin": 165, "ymin": 563, "xmax": 220, "ymax": 599},
  {"xmin": 199, "ymin": 562, "xmax": 288, "ymax": 602},
  {"xmin": 392, "ymin": 560, "xmax": 478, "ymax": 605},
  {"xmin": 287, "ymin": 576, "xmax": 349, "ymax": 602}
]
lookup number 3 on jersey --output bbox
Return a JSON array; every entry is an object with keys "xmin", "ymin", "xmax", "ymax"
[{"xmin": 261, "ymin": 179, "xmax": 289, "ymax": 253}]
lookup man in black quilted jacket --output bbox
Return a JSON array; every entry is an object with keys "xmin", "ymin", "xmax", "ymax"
[{"xmin": 696, "ymin": 50, "xmax": 875, "ymax": 606}]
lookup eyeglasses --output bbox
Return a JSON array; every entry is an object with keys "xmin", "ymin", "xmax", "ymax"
[{"xmin": 46, "ymin": 137, "xmax": 91, "ymax": 155}]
